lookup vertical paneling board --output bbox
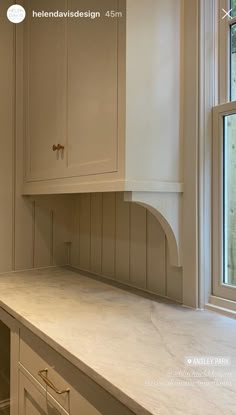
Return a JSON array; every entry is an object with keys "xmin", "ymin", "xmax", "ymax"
[
  {"xmin": 102, "ymin": 193, "xmax": 116, "ymax": 278},
  {"xmin": 166, "ymin": 244, "xmax": 183, "ymax": 302},
  {"xmin": 130, "ymin": 204, "xmax": 147, "ymax": 289},
  {"xmin": 90, "ymin": 193, "xmax": 103, "ymax": 274},
  {"xmin": 14, "ymin": 196, "xmax": 34, "ymax": 271},
  {"xmin": 0, "ymin": 2, "xmax": 14, "ymax": 272},
  {"xmin": 79, "ymin": 194, "xmax": 91, "ymax": 270},
  {"xmin": 115, "ymin": 193, "xmax": 130, "ymax": 283},
  {"xmin": 51, "ymin": 195, "xmax": 74, "ymax": 266},
  {"xmin": 147, "ymin": 212, "xmax": 166, "ymax": 296},
  {"xmin": 70, "ymin": 195, "xmax": 80, "ymax": 267},
  {"xmin": 34, "ymin": 199, "xmax": 52, "ymax": 268}
]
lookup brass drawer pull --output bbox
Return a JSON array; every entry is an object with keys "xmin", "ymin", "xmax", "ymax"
[
  {"xmin": 52, "ymin": 144, "xmax": 65, "ymax": 151},
  {"xmin": 38, "ymin": 369, "xmax": 70, "ymax": 395}
]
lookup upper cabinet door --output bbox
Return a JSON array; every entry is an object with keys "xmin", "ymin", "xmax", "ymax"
[
  {"xmin": 24, "ymin": 0, "xmax": 67, "ymax": 182},
  {"xmin": 24, "ymin": 0, "xmax": 119, "ymax": 182},
  {"xmin": 66, "ymin": 0, "xmax": 119, "ymax": 177}
]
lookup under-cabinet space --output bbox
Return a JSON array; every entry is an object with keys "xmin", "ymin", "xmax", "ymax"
[{"xmin": 71, "ymin": 193, "xmax": 183, "ymax": 303}]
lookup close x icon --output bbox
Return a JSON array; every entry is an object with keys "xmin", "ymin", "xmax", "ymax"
[{"xmin": 222, "ymin": 8, "xmax": 233, "ymax": 19}]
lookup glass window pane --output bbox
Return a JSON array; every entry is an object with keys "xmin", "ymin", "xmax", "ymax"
[
  {"xmin": 230, "ymin": 24, "xmax": 236, "ymax": 100},
  {"xmin": 231, "ymin": 0, "xmax": 236, "ymax": 17},
  {"xmin": 224, "ymin": 114, "xmax": 236, "ymax": 286}
]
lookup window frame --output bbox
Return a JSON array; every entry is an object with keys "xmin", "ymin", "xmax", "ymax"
[
  {"xmin": 213, "ymin": 101, "xmax": 236, "ymax": 304},
  {"xmin": 211, "ymin": 1, "xmax": 236, "ymax": 307}
]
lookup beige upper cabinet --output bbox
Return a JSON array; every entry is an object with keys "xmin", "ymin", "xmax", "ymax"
[
  {"xmin": 23, "ymin": 0, "xmax": 119, "ymax": 183},
  {"xmin": 21, "ymin": 0, "xmax": 184, "ymax": 195}
]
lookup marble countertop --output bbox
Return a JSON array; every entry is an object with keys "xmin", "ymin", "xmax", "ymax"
[{"xmin": 0, "ymin": 267, "xmax": 235, "ymax": 415}]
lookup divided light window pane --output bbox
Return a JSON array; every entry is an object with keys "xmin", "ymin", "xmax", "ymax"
[
  {"xmin": 224, "ymin": 114, "xmax": 236, "ymax": 287},
  {"xmin": 231, "ymin": 0, "xmax": 236, "ymax": 17}
]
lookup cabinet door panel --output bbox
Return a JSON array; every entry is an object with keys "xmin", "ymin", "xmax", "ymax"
[
  {"xmin": 67, "ymin": 0, "xmax": 119, "ymax": 177},
  {"xmin": 24, "ymin": 0, "xmax": 67, "ymax": 181},
  {"xmin": 19, "ymin": 372, "xmax": 67, "ymax": 415}
]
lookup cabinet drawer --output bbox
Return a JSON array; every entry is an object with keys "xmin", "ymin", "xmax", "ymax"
[
  {"xmin": 19, "ymin": 370, "xmax": 68, "ymax": 415},
  {"xmin": 20, "ymin": 328, "xmax": 103, "ymax": 414},
  {"xmin": 19, "ymin": 329, "xmax": 71, "ymax": 413},
  {"xmin": 19, "ymin": 327, "xmax": 134, "ymax": 415}
]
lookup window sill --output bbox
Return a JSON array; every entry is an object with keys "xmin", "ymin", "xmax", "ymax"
[{"xmin": 206, "ymin": 295, "xmax": 236, "ymax": 319}]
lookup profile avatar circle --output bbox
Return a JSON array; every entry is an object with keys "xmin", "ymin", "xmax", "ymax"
[{"xmin": 7, "ymin": 4, "xmax": 26, "ymax": 24}]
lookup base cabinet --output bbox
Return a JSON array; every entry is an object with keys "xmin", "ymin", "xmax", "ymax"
[
  {"xmin": 19, "ymin": 372, "xmax": 67, "ymax": 415},
  {"xmin": 0, "ymin": 321, "xmax": 10, "ymax": 413},
  {"xmin": 0, "ymin": 308, "xmax": 18, "ymax": 415},
  {"xmin": 18, "ymin": 327, "xmax": 134, "ymax": 415},
  {"xmin": 0, "ymin": 308, "xmax": 135, "ymax": 415}
]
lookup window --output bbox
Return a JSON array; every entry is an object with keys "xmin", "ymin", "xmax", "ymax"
[
  {"xmin": 212, "ymin": 1, "xmax": 236, "ymax": 305},
  {"xmin": 218, "ymin": 0, "xmax": 236, "ymax": 102},
  {"xmin": 223, "ymin": 113, "xmax": 236, "ymax": 287}
]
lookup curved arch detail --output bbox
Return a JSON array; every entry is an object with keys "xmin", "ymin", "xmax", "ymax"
[{"xmin": 124, "ymin": 191, "xmax": 182, "ymax": 267}]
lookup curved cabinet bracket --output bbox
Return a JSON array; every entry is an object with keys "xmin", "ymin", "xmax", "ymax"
[{"xmin": 124, "ymin": 191, "xmax": 183, "ymax": 267}]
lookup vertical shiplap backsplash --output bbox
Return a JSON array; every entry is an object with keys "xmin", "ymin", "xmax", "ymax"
[
  {"xmin": 14, "ymin": 195, "xmax": 75, "ymax": 271},
  {"xmin": 71, "ymin": 192, "xmax": 183, "ymax": 303}
]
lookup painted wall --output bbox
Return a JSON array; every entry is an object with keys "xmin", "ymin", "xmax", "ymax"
[{"xmin": 0, "ymin": 1, "xmax": 14, "ymax": 273}]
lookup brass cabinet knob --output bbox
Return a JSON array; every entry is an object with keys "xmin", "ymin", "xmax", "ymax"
[{"xmin": 52, "ymin": 144, "xmax": 65, "ymax": 151}]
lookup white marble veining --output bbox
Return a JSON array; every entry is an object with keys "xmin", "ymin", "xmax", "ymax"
[{"xmin": 0, "ymin": 267, "xmax": 235, "ymax": 415}]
